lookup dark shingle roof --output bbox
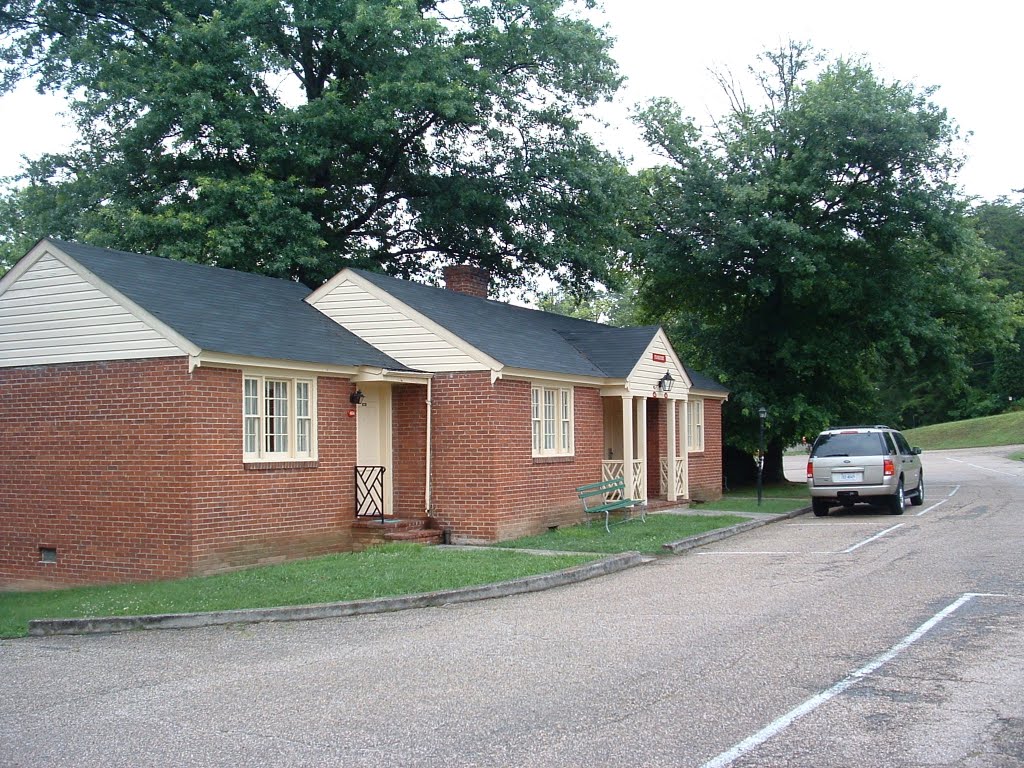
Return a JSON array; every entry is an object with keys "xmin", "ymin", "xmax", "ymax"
[
  {"xmin": 48, "ymin": 239, "xmax": 408, "ymax": 371},
  {"xmin": 684, "ymin": 366, "xmax": 730, "ymax": 394},
  {"xmin": 352, "ymin": 268, "xmax": 663, "ymax": 379}
]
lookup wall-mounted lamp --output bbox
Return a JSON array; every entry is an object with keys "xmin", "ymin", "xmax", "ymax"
[
  {"xmin": 349, "ymin": 389, "xmax": 365, "ymax": 405},
  {"xmin": 658, "ymin": 371, "xmax": 674, "ymax": 393}
]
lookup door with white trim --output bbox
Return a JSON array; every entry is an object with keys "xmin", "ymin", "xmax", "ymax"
[{"xmin": 356, "ymin": 382, "xmax": 393, "ymax": 516}]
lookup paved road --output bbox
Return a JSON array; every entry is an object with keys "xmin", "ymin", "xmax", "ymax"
[{"xmin": 3, "ymin": 446, "xmax": 1022, "ymax": 767}]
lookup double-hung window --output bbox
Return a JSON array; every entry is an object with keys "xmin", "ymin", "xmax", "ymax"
[
  {"xmin": 686, "ymin": 398, "xmax": 704, "ymax": 452},
  {"xmin": 243, "ymin": 374, "xmax": 316, "ymax": 461},
  {"xmin": 532, "ymin": 384, "xmax": 573, "ymax": 457}
]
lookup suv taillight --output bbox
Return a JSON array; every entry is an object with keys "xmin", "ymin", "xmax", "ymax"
[
  {"xmin": 807, "ymin": 459, "xmax": 813, "ymax": 478},
  {"xmin": 883, "ymin": 458, "xmax": 895, "ymax": 476}
]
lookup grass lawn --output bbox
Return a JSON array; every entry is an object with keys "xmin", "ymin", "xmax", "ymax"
[
  {"xmin": 2, "ymin": 487, "xmax": 805, "ymax": 639},
  {"xmin": 494, "ymin": 512, "xmax": 748, "ymax": 555},
  {"xmin": 902, "ymin": 410, "xmax": 1024, "ymax": 450},
  {"xmin": 691, "ymin": 483, "xmax": 809, "ymax": 516},
  {"xmin": 0, "ymin": 544, "xmax": 596, "ymax": 639}
]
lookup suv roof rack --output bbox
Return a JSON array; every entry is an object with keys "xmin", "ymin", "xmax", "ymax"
[{"xmin": 825, "ymin": 425, "xmax": 891, "ymax": 431}]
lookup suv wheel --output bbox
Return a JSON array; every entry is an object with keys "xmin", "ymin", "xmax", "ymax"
[
  {"xmin": 812, "ymin": 499, "xmax": 830, "ymax": 517},
  {"xmin": 888, "ymin": 479, "xmax": 905, "ymax": 515},
  {"xmin": 909, "ymin": 474, "xmax": 925, "ymax": 507}
]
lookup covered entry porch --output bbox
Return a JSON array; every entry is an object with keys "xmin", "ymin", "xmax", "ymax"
[
  {"xmin": 349, "ymin": 372, "xmax": 439, "ymax": 545},
  {"xmin": 601, "ymin": 390, "xmax": 690, "ymax": 504}
]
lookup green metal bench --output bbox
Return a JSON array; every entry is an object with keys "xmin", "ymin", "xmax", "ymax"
[{"xmin": 576, "ymin": 477, "xmax": 645, "ymax": 533}]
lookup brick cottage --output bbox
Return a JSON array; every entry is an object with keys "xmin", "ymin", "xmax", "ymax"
[{"xmin": 0, "ymin": 239, "xmax": 727, "ymax": 587}]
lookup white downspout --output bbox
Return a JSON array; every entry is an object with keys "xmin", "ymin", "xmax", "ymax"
[{"xmin": 425, "ymin": 378, "xmax": 433, "ymax": 515}]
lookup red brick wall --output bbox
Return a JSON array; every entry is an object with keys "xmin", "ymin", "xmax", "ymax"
[
  {"xmin": 428, "ymin": 374, "xmax": 603, "ymax": 542},
  {"xmin": 646, "ymin": 396, "xmax": 726, "ymax": 501},
  {"xmin": 0, "ymin": 359, "xmax": 359, "ymax": 588},
  {"xmin": 186, "ymin": 367, "xmax": 357, "ymax": 574},
  {"xmin": 689, "ymin": 396, "xmax": 725, "ymax": 501},
  {"xmin": 647, "ymin": 399, "xmax": 665, "ymax": 495},
  {"xmin": 391, "ymin": 383, "xmax": 427, "ymax": 518},
  {"xmin": 0, "ymin": 358, "xmax": 193, "ymax": 587}
]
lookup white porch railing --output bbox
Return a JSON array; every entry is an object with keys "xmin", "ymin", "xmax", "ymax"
[
  {"xmin": 602, "ymin": 460, "xmax": 645, "ymax": 501},
  {"xmin": 659, "ymin": 457, "xmax": 686, "ymax": 497}
]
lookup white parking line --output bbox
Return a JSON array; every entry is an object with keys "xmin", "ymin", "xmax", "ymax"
[
  {"xmin": 696, "ymin": 551, "xmax": 832, "ymax": 556},
  {"xmin": 915, "ymin": 498, "xmax": 949, "ymax": 517},
  {"xmin": 967, "ymin": 463, "xmax": 1020, "ymax": 477},
  {"xmin": 948, "ymin": 485, "xmax": 961, "ymax": 497},
  {"xmin": 945, "ymin": 457, "xmax": 1020, "ymax": 477},
  {"xmin": 841, "ymin": 523, "xmax": 904, "ymax": 553},
  {"xmin": 790, "ymin": 522, "xmax": 884, "ymax": 526},
  {"xmin": 699, "ymin": 592, "xmax": 1006, "ymax": 768}
]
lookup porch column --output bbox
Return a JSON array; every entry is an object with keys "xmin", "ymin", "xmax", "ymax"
[
  {"xmin": 679, "ymin": 397, "xmax": 690, "ymax": 499},
  {"xmin": 636, "ymin": 396, "xmax": 648, "ymax": 501},
  {"xmin": 667, "ymin": 397, "xmax": 678, "ymax": 501},
  {"xmin": 621, "ymin": 395, "xmax": 634, "ymax": 500}
]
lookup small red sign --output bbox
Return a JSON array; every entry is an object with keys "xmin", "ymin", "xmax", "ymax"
[{"xmin": 652, "ymin": 353, "xmax": 667, "ymax": 363}]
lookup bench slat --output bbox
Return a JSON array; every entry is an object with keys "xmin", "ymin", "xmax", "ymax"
[{"xmin": 575, "ymin": 477, "xmax": 644, "ymax": 532}]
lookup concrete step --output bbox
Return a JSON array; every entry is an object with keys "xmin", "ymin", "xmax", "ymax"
[{"xmin": 353, "ymin": 517, "xmax": 443, "ymax": 546}]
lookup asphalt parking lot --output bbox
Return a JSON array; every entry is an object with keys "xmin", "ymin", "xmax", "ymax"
[{"xmin": 3, "ymin": 446, "xmax": 1022, "ymax": 767}]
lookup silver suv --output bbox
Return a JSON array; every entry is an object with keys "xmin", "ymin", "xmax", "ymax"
[{"xmin": 807, "ymin": 426, "xmax": 923, "ymax": 516}]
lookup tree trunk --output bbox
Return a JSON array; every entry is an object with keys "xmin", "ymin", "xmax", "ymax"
[{"xmin": 763, "ymin": 439, "xmax": 787, "ymax": 484}]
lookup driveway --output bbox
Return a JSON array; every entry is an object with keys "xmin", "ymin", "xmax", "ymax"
[{"xmin": 3, "ymin": 445, "xmax": 1023, "ymax": 767}]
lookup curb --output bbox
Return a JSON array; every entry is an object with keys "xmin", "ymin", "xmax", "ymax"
[
  {"xmin": 661, "ymin": 504, "xmax": 811, "ymax": 554},
  {"xmin": 27, "ymin": 506, "xmax": 809, "ymax": 637},
  {"xmin": 28, "ymin": 551, "xmax": 653, "ymax": 637}
]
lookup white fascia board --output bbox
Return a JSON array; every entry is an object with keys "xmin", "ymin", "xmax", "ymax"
[
  {"xmin": 690, "ymin": 387, "xmax": 730, "ymax": 401},
  {"xmin": 599, "ymin": 383, "xmax": 632, "ymax": 397},
  {"xmin": 0, "ymin": 239, "xmax": 49, "ymax": 296},
  {"xmin": 355, "ymin": 367, "xmax": 433, "ymax": 384},
  {"xmin": 501, "ymin": 367, "xmax": 610, "ymax": 388},
  {"xmin": 310, "ymin": 268, "xmax": 505, "ymax": 373},
  {"xmin": 191, "ymin": 351, "xmax": 363, "ymax": 377},
  {"xmin": 44, "ymin": 240, "xmax": 202, "ymax": 357}
]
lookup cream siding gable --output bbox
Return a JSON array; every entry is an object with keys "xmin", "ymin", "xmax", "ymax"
[
  {"xmin": 626, "ymin": 329, "xmax": 693, "ymax": 396},
  {"xmin": 0, "ymin": 248, "xmax": 187, "ymax": 368},
  {"xmin": 307, "ymin": 272, "xmax": 492, "ymax": 372}
]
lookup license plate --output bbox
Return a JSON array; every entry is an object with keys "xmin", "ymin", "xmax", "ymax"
[{"xmin": 834, "ymin": 472, "xmax": 862, "ymax": 482}]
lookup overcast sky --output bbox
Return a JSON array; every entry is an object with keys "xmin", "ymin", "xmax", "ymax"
[{"xmin": 1, "ymin": 0, "xmax": 1020, "ymax": 201}]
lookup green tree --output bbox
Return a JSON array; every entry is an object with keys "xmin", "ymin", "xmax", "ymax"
[
  {"xmin": 534, "ymin": 271, "xmax": 642, "ymax": 326},
  {"xmin": 631, "ymin": 43, "xmax": 1017, "ymax": 479},
  {"xmin": 0, "ymin": 0, "xmax": 626, "ymax": 288},
  {"xmin": 972, "ymin": 195, "xmax": 1024, "ymax": 294},
  {"xmin": 969, "ymin": 196, "xmax": 1024, "ymax": 408}
]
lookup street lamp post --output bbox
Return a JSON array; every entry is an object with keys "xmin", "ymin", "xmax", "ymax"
[{"xmin": 757, "ymin": 406, "xmax": 767, "ymax": 507}]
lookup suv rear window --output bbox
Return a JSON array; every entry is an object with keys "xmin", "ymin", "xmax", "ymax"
[{"xmin": 811, "ymin": 432, "xmax": 886, "ymax": 458}]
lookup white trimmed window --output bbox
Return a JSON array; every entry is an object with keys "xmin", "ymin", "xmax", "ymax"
[
  {"xmin": 243, "ymin": 374, "xmax": 316, "ymax": 461},
  {"xmin": 532, "ymin": 384, "xmax": 574, "ymax": 457},
  {"xmin": 686, "ymin": 398, "xmax": 704, "ymax": 452}
]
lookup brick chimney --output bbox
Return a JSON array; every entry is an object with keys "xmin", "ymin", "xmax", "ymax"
[{"xmin": 443, "ymin": 264, "xmax": 490, "ymax": 298}]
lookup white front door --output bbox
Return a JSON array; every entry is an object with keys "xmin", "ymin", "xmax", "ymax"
[{"xmin": 356, "ymin": 382, "xmax": 393, "ymax": 515}]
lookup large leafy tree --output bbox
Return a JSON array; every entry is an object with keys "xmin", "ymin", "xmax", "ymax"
[
  {"xmin": 969, "ymin": 196, "xmax": 1024, "ymax": 409},
  {"xmin": 0, "ymin": 0, "xmax": 626, "ymax": 287},
  {"xmin": 631, "ymin": 44, "xmax": 1017, "ymax": 478}
]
